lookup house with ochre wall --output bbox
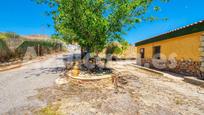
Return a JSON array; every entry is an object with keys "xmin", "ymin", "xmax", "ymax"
[{"xmin": 135, "ymin": 20, "xmax": 204, "ymax": 79}]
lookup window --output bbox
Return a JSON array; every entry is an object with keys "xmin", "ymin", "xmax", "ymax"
[
  {"xmin": 140, "ymin": 48, "xmax": 145, "ymax": 58},
  {"xmin": 153, "ymin": 46, "xmax": 161, "ymax": 59}
]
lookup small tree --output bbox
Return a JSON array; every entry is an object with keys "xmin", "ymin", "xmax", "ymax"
[
  {"xmin": 106, "ymin": 43, "xmax": 123, "ymax": 56},
  {"xmin": 35, "ymin": 0, "xmax": 169, "ymax": 64},
  {"xmin": 104, "ymin": 41, "xmax": 129, "ymax": 67}
]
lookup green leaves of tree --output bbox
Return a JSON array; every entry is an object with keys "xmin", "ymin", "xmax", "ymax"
[{"xmin": 35, "ymin": 0, "xmax": 169, "ymax": 54}]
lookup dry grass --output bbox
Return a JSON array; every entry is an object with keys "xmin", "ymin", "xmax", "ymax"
[
  {"xmin": 36, "ymin": 104, "xmax": 62, "ymax": 115},
  {"xmin": 174, "ymin": 96, "xmax": 184, "ymax": 105}
]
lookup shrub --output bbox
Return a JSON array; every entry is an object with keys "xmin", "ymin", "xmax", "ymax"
[
  {"xmin": 0, "ymin": 32, "xmax": 20, "ymax": 39},
  {"xmin": 106, "ymin": 42, "xmax": 123, "ymax": 55},
  {"xmin": 0, "ymin": 36, "xmax": 64, "ymax": 62},
  {"xmin": 16, "ymin": 40, "xmax": 63, "ymax": 58},
  {"xmin": 0, "ymin": 39, "xmax": 12, "ymax": 62}
]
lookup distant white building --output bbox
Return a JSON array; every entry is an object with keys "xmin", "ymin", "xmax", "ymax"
[{"xmin": 67, "ymin": 44, "xmax": 81, "ymax": 61}]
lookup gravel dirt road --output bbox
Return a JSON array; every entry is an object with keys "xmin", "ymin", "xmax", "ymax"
[
  {"xmin": 1, "ymin": 56, "xmax": 204, "ymax": 115},
  {"xmin": 0, "ymin": 54, "xmax": 65, "ymax": 114}
]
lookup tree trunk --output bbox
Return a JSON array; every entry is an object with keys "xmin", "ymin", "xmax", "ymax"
[
  {"xmin": 81, "ymin": 48, "xmax": 85, "ymax": 60},
  {"xmin": 104, "ymin": 54, "xmax": 112, "ymax": 68},
  {"xmin": 94, "ymin": 51, "xmax": 99, "ymax": 68}
]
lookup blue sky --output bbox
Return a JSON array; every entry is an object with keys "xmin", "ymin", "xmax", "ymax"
[{"xmin": 0, "ymin": 0, "xmax": 204, "ymax": 44}]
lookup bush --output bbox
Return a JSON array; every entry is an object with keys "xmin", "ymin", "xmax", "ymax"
[
  {"xmin": 0, "ymin": 34, "xmax": 7, "ymax": 39},
  {"xmin": 16, "ymin": 40, "xmax": 63, "ymax": 58},
  {"xmin": 0, "ymin": 39, "xmax": 12, "ymax": 62},
  {"xmin": 0, "ymin": 36, "xmax": 64, "ymax": 62},
  {"xmin": 106, "ymin": 43, "xmax": 123, "ymax": 55},
  {"xmin": 0, "ymin": 32, "xmax": 20, "ymax": 39},
  {"xmin": 4, "ymin": 32, "xmax": 20, "ymax": 38}
]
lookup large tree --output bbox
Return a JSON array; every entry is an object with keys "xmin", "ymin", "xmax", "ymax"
[{"xmin": 36, "ymin": 0, "xmax": 168, "ymax": 56}]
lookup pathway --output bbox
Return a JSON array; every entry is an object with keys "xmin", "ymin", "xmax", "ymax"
[{"xmin": 0, "ymin": 54, "xmax": 65, "ymax": 114}]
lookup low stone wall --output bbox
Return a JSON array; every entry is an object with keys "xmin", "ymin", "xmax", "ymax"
[
  {"xmin": 138, "ymin": 58, "xmax": 203, "ymax": 78},
  {"xmin": 173, "ymin": 60, "xmax": 201, "ymax": 76}
]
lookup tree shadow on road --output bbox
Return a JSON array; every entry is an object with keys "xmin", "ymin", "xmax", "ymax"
[{"xmin": 24, "ymin": 67, "xmax": 65, "ymax": 78}]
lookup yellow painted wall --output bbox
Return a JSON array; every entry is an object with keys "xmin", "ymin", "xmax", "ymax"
[{"xmin": 136, "ymin": 32, "xmax": 204, "ymax": 61}]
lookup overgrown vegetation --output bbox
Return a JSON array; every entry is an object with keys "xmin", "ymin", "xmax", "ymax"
[
  {"xmin": 0, "ymin": 34, "xmax": 7, "ymax": 39},
  {"xmin": 0, "ymin": 32, "xmax": 20, "ymax": 39},
  {"xmin": 16, "ymin": 40, "xmax": 62, "ymax": 57},
  {"xmin": 0, "ymin": 39, "xmax": 12, "ymax": 62},
  {"xmin": 106, "ymin": 41, "xmax": 129, "ymax": 56},
  {"xmin": 0, "ymin": 32, "xmax": 64, "ymax": 63}
]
